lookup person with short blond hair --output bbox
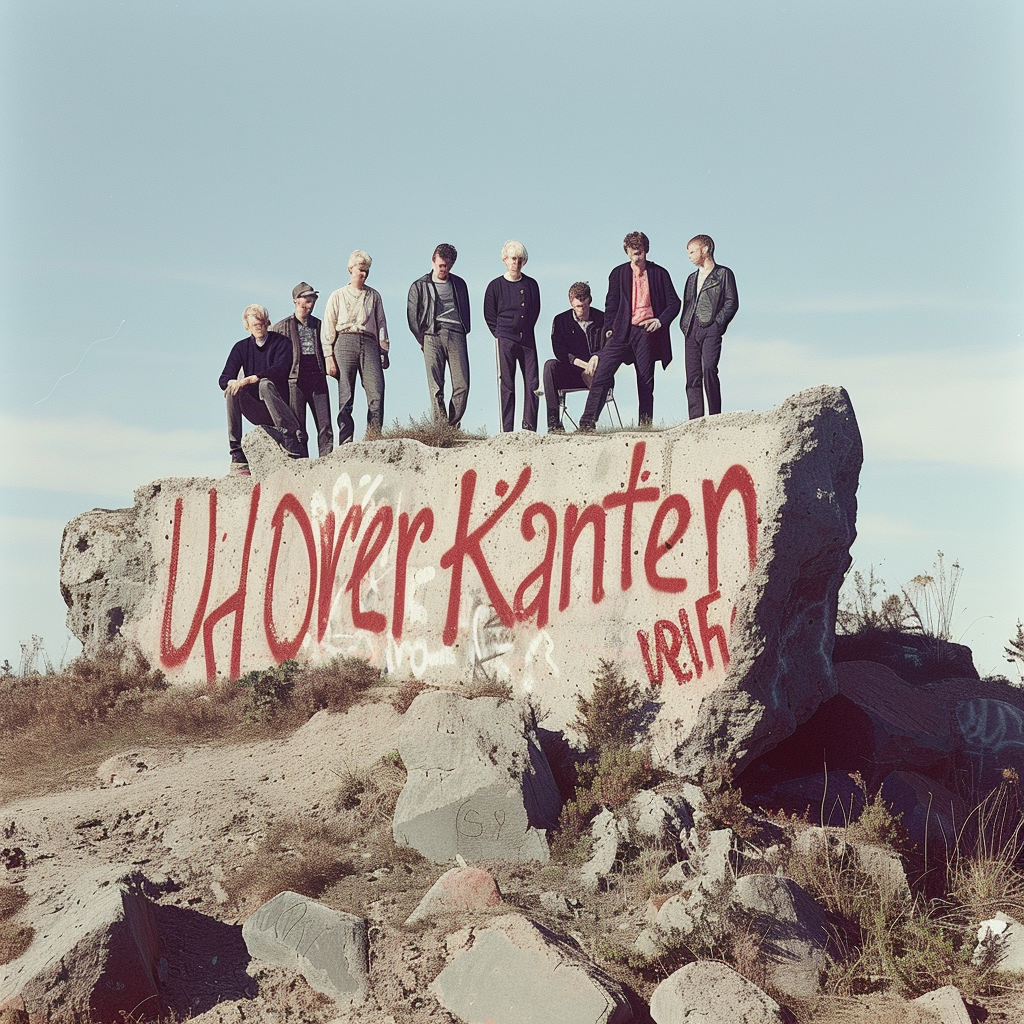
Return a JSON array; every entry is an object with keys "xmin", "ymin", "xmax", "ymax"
[
  {"xmin": 321, "ymin": 250, "xmax": 391, "ymax": 443},
  {"xmin": 681, "ymin": 234, "xmax": 738, "ymax": 418},
  {"xmin": 218, "ymin": 304, "xmax": 304, "ymax": 473},
  {"xmin": 483, "ymin": 240, "xmax": 541, "ymax": 432}
]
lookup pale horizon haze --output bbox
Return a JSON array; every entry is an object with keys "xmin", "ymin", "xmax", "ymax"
[{"xmin": 1, "ymin": 1, "xmax": 1021, "ymax": 677}]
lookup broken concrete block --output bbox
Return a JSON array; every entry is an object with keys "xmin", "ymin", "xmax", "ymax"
[
  {"xmin": 405, "ymin": 866, "xmax": 502, "ymax": 925},
  {"xmin": 912, "ymin": 985, "xmax": 971, "ymax": 1024},
  {"xmin": 628, "ymin": 789, "xmax": 693, "ymax": 846},
  {"xmin": 730, "ymin": 874, "xmax": 833, "ymax": 1000},
  {"xmin": 431, "ymin": 913, "xmax": 633, "ymax": 1024},
  {"xmin": 973, "ymin": 912, "xmax": 1024, "ymax": 972},
  {"xmin": 0, "ymin": 864, "xmax": 161, "ymax": 1023},
  {"xmin": 393, "ymin": 691, "xmax": 561, "ymax": 862},
  {"xmin": 242, "ymin": 891, "xmax": 368, "ymax": 1006},
  {"xmin": 581, "ymin": 808, "xmax": 631, "ymax": 890},
  {"xmin": 649, "ymin": 960, "xmax": 786, "ymax": 1023}
]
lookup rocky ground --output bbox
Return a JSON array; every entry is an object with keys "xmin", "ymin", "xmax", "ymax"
[{"xmin": 2, "ymin": 683, "xmax": 1024, "ymax": 1024}]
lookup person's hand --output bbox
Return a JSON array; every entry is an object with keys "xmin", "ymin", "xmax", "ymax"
[
  {"xmin": 582, "ymin": 354, "xmax": 599, "ymax": 387},
  {"xmin": 381, "ymin": 347, "xmax": 390, "ymax": 370},
  {"xmin": 225, "ymin": 375, "xmax": 255, "ymax": 397},
  {"xmin": 325, "ymin": 354, "xmax": 339, "ymax": 379},
  {"xmin": 641, "ymin": 317, "xmax": 662, "ymax": 333}
]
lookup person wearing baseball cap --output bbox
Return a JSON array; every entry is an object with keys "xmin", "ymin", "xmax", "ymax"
[{"xmin": 271, "ymin": 282, "xmax": 334, "ymax": 457}]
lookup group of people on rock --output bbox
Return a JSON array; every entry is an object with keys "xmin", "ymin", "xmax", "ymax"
[{"xmin": 218, "ymin": 231, "xmax": 738, "ymax": 474}]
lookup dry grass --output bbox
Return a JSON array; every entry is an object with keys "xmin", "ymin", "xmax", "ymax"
[
  {"xmin": 381, "ymin": 413, "xmax": 486, "ymax": 448},
  {"xmin": 0, "ymin": 885, "xmax": 32, "ymax": 966},
  {"xmin": 0, "ymin": 648, "xmax": 387, "ymax": 802}
]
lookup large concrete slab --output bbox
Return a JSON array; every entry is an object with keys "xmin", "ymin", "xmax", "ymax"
[{"xmin": 60, "ymin": 386, "xmax": 861, "ymax": 777}]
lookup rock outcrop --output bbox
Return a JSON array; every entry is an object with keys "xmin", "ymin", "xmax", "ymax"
[{"xmin": 59, "ymin": 386, "xmax": 863, "ymax": 781}]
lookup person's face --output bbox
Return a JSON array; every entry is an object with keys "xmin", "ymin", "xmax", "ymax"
[
  {"xmin": 432, "ymin": 253, "xmax": 452, "ymax": 281},
  {"xmin": 627, "ymin": 247, "xmax": 647, "ymax": 270},
  {"xmin": 247, "ymin": 315, "xmax": 269, "ymax": 338},
  {"xmin": 294, "ymin": 295, "xmax": 316, "ymax": 320},
  {"xmin": 569, "ymin": 295, "xmax": 592, "ymax": 321},
  {"xmin": 349, "ymin": 263, "xmax": 369, "ymax": 288},
  {"xmin": 503, "ymin": 252, "xmax": 525, "ymax": 277},
  {"xmin": 687, "ymin": 241, "xmax": 708, "ymax": 267}
]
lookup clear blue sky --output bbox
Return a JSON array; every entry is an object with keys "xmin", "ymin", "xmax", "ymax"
[{"xmin": 1, "ymin": 0, "xmax": 1021, "ymax": 675}]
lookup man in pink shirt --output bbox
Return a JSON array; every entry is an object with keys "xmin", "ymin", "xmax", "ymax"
[{"xmin": 579, "ymin": 231, "xmax": 680, "ymax": 430}]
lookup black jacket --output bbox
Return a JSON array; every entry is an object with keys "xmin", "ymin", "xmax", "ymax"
[
  {"xmin": 681, "ymin": 264, "xmax": 738, "ymax": 335},
  {"xmin": 603, "ymin": 261, "xmax": 680, "ymax": 369},
  {"xmin": 483, "ymin": 274, "xmax": 542, "ymax": 347},
  {"xmin": 550, "ymin": 307, "xmax": 606, "ymax": 366},
  {"xmin": 407, "ymin": 272, "xmax": 471, "ymax": 345}
]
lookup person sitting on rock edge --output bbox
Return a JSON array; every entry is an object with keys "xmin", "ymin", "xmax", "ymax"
[{"xmin": 219, "ymin": 304, "xmax": 305, "ymax": 475}]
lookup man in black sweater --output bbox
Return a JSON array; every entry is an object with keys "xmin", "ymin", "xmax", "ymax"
[
  {"xmin": 579, "ymin": 231, "xmax": 680, "ymax": 431},
  {"xmin": 483, "ymin": 240, "xmax": 541, "ymax": 432},
  {"xmin": 271, "ymin": 282, "xmax": 334, "ymax": 457},
  {"xmin": 542, "ymin": 282, "xmax": 605, "ymax": 432},
  {"xmin": 219, "ymin": 303, "xmax": 304, "ymax": 474}
]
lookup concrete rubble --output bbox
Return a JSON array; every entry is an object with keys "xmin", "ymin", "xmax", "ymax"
[
  {"xmin": 649, "ymin": 960, "xmax": 787, "ymax": 1024},
  {"xmin": 392, "ymin": 690, "xmax": 562, "ymax": 862},
  {"xmin": 241, "ymin": 891, "xmax": 368, "ymax": 1006},
  {"xmin": 430, "ymin": 912, "xmax": 634, "ymax": 1024}
]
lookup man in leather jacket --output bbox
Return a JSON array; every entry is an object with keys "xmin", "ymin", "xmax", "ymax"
[
  {"xmin": 271, "ymin": 282, "xmax": 333, "ymax": 457},
  {"xmin": 406, "ymin": 243, "xmax": 472, "ymax": 427},
  {"xmin": 680, "ymin": 234, "xmax": 738, "ymax": 419},
  {"xmin": 542, "ymin": 282, "xmax": 605, "ymax": 432}
]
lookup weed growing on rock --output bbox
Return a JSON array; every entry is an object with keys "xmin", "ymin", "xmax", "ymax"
[
  {"xmin": 238, "ymin": 660, "xmax": 302, "ymax": 722},
  {"xmin": 382, "ymin": 413, "xmax": 486, "ymax": 448},
  {"xmin": 550, "ymin": 660, "xmax": 660, "ymax": 863},
  {"xmin": 1005, "ymin": 621, "xmax": 1024, "ymax": 683}
]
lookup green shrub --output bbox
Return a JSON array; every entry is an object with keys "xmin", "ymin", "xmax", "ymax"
[{"xmin": 237, "ymin": 660, "xmax": 301, "ymax": 722}]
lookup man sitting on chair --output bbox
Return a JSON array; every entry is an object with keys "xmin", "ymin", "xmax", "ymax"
[{"xmin": 542, "ymin": 282, "xmax": 605, "ymax": 433}]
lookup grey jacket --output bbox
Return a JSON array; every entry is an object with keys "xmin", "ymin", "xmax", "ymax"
[{"xmin": 407, "ymin": 272, "xmax": 472, "ymax": 345}]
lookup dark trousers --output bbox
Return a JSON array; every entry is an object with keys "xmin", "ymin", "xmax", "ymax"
[
  {"xmin": 225, "ymin": 379, "xmax": 302, "ymax": 461},
  {"xmin": 291, "ymin": 376, "xmax": 334, "ymax": 457},
  {"xmin": 423, "ymin": 328, "xmax": 470, "ymax": 427},
  {"xmin": 581, "ymin": 324, "xmax": 655, "ymax": 428},
  {"xmin": 497, "ymin": 338, "xmax": 539, "ymax": 432},
  {"xmin": 684, "ymin": 326, "xmax": 723, "ymax": 418},
  {"xmin": 542, "ymin": 359, "xmax": 589, "ymax": 427},
  {"xmin": 334, "ymin": 332, "xmax": 385, "ymax": 444}
]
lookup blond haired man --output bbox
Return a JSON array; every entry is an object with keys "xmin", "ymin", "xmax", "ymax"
[
  {"xmin": 218, "ymin": 304, "xmax": 304, "ymax": 474},
  {"xmin": 321, "ymin": 250, "xmax": 391, "ymax": 443}
]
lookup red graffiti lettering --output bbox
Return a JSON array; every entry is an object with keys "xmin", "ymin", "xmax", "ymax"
[
  {"xmin": 201, "ymin": 484, "xmax": 261, "ymax": 681},
  {"xmin": 696, "ymin": 589, "xmax": 729, "ymax": 670},
  {"xmin": 637, "ymin": 618, "xmax": 692, "ymax": 686},
  {"xmin": 703, "ymin": 465, "xmax": 758, "ymax": 593},
  {"xmin": 346, "ymin": 505, "xmax": 393, "ymax": 634},
  {"xmin": 677, "ymin": 605, "xmax": 703, "ymax": 679},
  {"xmin": 559, "ymin": 503, "xmax": 606, "ymax": 612},
  {"xmin": 392, "ymin": 508, "xmax": 434, "ymax": 640},
  {"xmin": 440, "ymin": 466, "xmax": 531, "ymax": 646},
  {"xmin": 603, "ymin": 442, "xmax": 660, "ymax": 592},
  {"xmin": 160, "ymin": 489, "xmax": 217, "ymax": 668},
  {"xmin": 318, "ymin": 505, "xmax": 362, "ymax": 642},
  {"xmin": 263, "ymin": 493, "xmax": 317, "ymax": 662},
  {"xmin": 644, "ymin": 493, "xmax": 691, "ymax": 594},
  {"xmin": 514, "ymin": 502, "xmax": 558, "ymax": 628}
]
